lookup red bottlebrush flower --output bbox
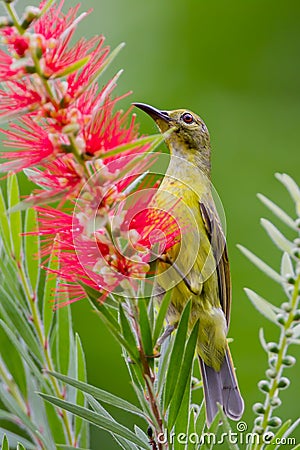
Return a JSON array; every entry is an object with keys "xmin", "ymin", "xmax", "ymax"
[
  {"xmin": 0, "ymin": 80, "xmax": 44, "ymax": 119},
  {"xmin": 0, "ymin": 117, "xmax": 57, "ymax": 172},
  {"xmin": 24, "ymin": 155, "xmax": 84, "ymax": 205}
]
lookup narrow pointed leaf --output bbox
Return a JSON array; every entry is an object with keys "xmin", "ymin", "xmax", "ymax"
[
  {"xmin": 258, "ymin": 193, "xmax": 297, "ymax": 230},
  {"xmin": 75, "ymin": 333, "xmax": 88, "ymax": 443},
  {"xmin": 237, "ymin": 244, "xmax": 283, "ymax": 283},
  {"xmin": 0, "ymin": 188, "xmax": 11, "ymax": 254},
  {"xmin": 8, "ymin": 174, "xmax": 22, "ymax": 262},
  {"xmin": 153, "ymin": 290, "xmax": 172, "ymax": 345},
  {"xmin": 119, "ymin": 305, "xmax": 139, "ymax": 362},
  {"xmin": 17, "ymin": 445, "xmax": 26, "ymax": 450},
  {"xmin": 56, "ymin": 301, "xmax": 72, "ymax": 374},
  {"xmin": 1, "ymin": 434, "xmax": 9, "ymax": 450},
  {"xmin": 260, "ymin": 218, "xmax": 293, "ymax": 254},
  {"xmin": 244, "ymin": 288, "xmax": 279, "ymax": 324},
  {"xmin": 168, "ymin": 320, "xmax": 199, "ymax": 429},
  {"xmin": 164, "ymin": 300, "xmax": 191, "ymax": 410},
  {"xmin": 88, "ymin": 395, "xmax": 137, "ymax": 450},
  {"xmin": 46, "ymin": 371, "xmax": 145, "ymax": 418},
  {"xmin": 52, "ymin": 56, "xmax": 90, "ymax": 78},
  {"xmin": 281, "ymin": 252, "xmax": 294, "ymax": 277},
  {"xmin": 275, "ymin": 173, "xmax": 300, "ymax": 216},
  {"xmin": 43, "ymin": 247, "xmax": 58, "ymax": 339},
  {"xmin": 174, "ymin": 376, "xmax": 191, "ymax": 450},
  {"xmin": 0, "ymin": 287, "xmax": 43, "ymax": 362},
  {"xmin": 38, "ymin": 393, "xmax": 149, "ymax": 449},
  {"xmin": 0, "ymin": 431, "xmax": 35, "ymax": 450},
  {"xmin": 138, "ymin": 298, "xmax": 153, "ymax": 359},
  {"xmin": 217, "ymin": 405, "xmax": 239, "ymax": 450},
  {"xmin": 0, "ymin": 320, "xmax": 45, "ymax": 385},
  {"xmin": 264, "ymin": 419, "xmax": 292, "ymax": 449},
  {"xmin": 24, "ymin": 208, "xmax": 40, "ymax": 292}
]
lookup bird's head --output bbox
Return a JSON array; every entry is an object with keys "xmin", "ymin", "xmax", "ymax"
[{"xmin": 133, "ymin": 103, "xmax": 210, "ymax": 156}]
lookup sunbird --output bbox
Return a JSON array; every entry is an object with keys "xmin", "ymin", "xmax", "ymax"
[{"xmin": 133, "ymin": 103, "xmax": 244, "ymax": 426}]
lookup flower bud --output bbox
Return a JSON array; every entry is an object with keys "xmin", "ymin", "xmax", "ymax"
[
  {"xmin": 277, "ymin": 377, "xmax": 290, "ymax": 389},
  {"xmin": 0, "ymin": 16, "xmax": 13, "ymax": 28},
  {"xmin": 295, "ymin": 218, "xmax": 300, "ymax": 229},
  {"xmin": 253, "ymin": 425, "xmax": 264, "ymax": 435},
  {"xmin": 282, "ymin": 355, "xmax": 296, "ymax": 367},
  {"xmin": 253, "ymin": 403, "xmax": 265, "ymax": 414},
  {"xmin": 270, "ymin": 397, "xmax": 281, "ymax": 408},
  {"xmin": 286, "ymin": 274, "xmax": 295, "ymax": 284},
  {"xmin": 266, "ymin": 368, "xmax": 277, "ymax": 379},
  {"xmin": 285, "ymin": 329, "xmax": 293, "ymax": 338},
  {"xmin": 258, "ymin": 380, "xmax": 270, "ymax": 393},
  {"xmin": 281, "ymin": 302, "xmax": 292, "ymax": 312},
  {"xmin": 292, "ymin": 248, "xmax": 300, "ymax": 258},
  {"xmin": 21, "ymin": 6, "xmax": 41, "ymax": 29},
  {"xmin": 269, "ymin": 356, "xmax": 277, "ymax": 367},
  {"xmin": 293, "ymin": 310, "xmax": 300, "ymax": 320},
  {"xmin": 276, "ymin": 313, "xmax": 286, "ymax": 325},
  {"xmin": 267, "ymin": 417, "xmax": 282, "ymax": 428},
  {"xmin": 266, "ymin": 342, "xmax": 279, "ymax": 353}
]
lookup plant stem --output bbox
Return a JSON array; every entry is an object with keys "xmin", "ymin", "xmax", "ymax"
[
  {"xmin": 131, "ymin": 299, "xmax": 166, "ymax": 450},
  {"xmin": 252, "ymin": 274, "xmax": 300, "ymax": 450},
  {"xmin": 4, "ymin": 2, "xmax": 23, "ymax": 34},
  {"xmin": 17, "ymin": 262, "xmax": 74, "ymax": 446}
]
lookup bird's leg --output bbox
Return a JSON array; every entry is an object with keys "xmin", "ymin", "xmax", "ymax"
[{"xmin": 158, "ymin": 253, "xmax": 200, "ymax": 295}]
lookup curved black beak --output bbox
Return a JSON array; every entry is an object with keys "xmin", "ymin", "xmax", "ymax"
[{"xmin": 133, "ymin": 103, "xmax": 171, "ymax": 122}]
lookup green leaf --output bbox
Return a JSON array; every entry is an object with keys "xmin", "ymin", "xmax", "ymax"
[
  {"xmin": 195, "ymin": 400, "xmax": 206, "ymax": 437},
  {"xmin": 164, "ymin": 300, "xmax": 191, "ymax": 411},
  {"xmin": 46, "ymin": 371, "xmax": 145, "ymax": 418},
  {"xmin": 7, "ymin": 174, "xmax": 22, "ymax": 262},
  {"xmin": 267, "ymin": 418, "xmax": 299, "ymax": 450},
  {"xmin": 237, "ymin": 244, "xmax": 283, "ymax": 283},
  {"xmin": 168, "ymin": 320, "xmax": 199, "ymax": 429},
  {"xmin": 43, "ymin": 247, "xmax": 58, "ymax": 339},
  {"xmin": 1, "ymin": 434, "xmax": 9, "ymax": 450},
  {"xmin": 0, "ymin": 430, "xmax": 35, "ymax": 450},
  {"xmin": 24, "ymin": 208, "xmax": 40, "ymax": 293},
  {"xmin": 217, "ymin": 405, "xmax": 239, "ymax": 450},
  {"xmin": 17, "ymin": 444, "xmax": 26, "ymax": 450},
  {"xmin": 0, "ymin": 188, "xmax": 11, "ymax": 254},
  {"xmin": 88, "ymin": 394, "xmax": 137, "ymax": 450},
  {"xmin": 260, "ymin": 218, "xmax": 293, "ymax": 255},
  {"xmin": 257, "ymin": 193, "xmax": 297, "ymax": 230},
  {"xmin": 56, "ymin": 301, "xmax": 72, "ymax": 374},
  {"xmin": 0, "ymin": 320, "xmax": 45, "ymax": 386},
  {"xmin": 138, "ymin": 298, "xmax": 153, "ymax": 359},
  {"xmin": 119, "ymin": 304, "xmax": 139, "ymax": 362},
  {"xmin": 97, "ymin": 133, "xmax": 164, "ymax": 160},
  {"xmin": 0, "ymin": 287, "xmax": 43, "ymax": 363},
  {"xmin": 153, "ymin": 290, "xmax": 172, "ymax": 345},
  {"xmin": 244, "ymin": 288, "xmax": 280, "ymax": 323},
  {"xmin": 52, "ymin": 56, "xmax": 90, "ymax": 78},
  {"xmin": 75, "ymin": 333, "xmax": 88, "ymax": 444},
  {"xmin": 0, "ymin": 388, "xmax": 47, "ymax": 447},
  {"xmin": 38, "ymin": 393, "xmax": 149, "ymax": 449},
  {"xmin": 275, "ymin": 173, "xmax": 300, "ymax": 216},
  {"xmin": 174, "ymin": 377, "xmax": 192, "ymax": 450}
]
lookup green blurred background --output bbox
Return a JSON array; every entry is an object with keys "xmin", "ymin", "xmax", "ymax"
[{"xmin": 10, "ymin": 0, "xmax": 300, "ymax": 448}]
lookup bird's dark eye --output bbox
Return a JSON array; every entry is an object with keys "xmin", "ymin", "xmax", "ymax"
[{"xmin": 181, "ymin": 112, "xmax": 194, "ymax": 124}]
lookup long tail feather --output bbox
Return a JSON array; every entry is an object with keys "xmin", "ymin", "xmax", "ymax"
[{"xmin": 199, "ymin": 347, "xmax": 244, "ymax": 426}]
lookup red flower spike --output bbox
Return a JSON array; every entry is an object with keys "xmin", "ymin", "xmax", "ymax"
[{"xmin": 0, "ymin": 117, "xmax": 56, "ymax": 172}]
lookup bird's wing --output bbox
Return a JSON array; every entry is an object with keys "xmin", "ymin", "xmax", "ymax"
[{"xmin": 199, "ymin": 201, "xmax": 231, "ymax": 325}]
